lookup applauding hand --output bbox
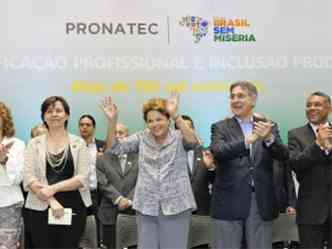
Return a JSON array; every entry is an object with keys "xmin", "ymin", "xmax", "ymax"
[{"xmin": 254, "ymin": 121, "xmax": 274, "ymax": 140}]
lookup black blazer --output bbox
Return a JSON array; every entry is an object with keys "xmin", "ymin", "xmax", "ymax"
[
  {"xmin": 96, "ymin": 139, "xmax": 106, "ymax": 153},
  {"xmin": 273, "ymin": 160, "xmax": 297, "ymax": 212},
  {"xmin": 97, "ymin": 152, "xmax": 138, "ymax": 225},
  {"xmin": 288, "ymin": 123, "xmax": 332, "ymax": 225},
  {"xmin": 190, "ymin": 146, "xmax": 214, "ymax": 215},
  {"xmin": 210, "ymin": 117, "xmax": 288, "ymax": 221}
]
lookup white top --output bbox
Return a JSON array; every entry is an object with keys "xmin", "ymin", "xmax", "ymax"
[
  {"xmin": 86, "ymin": 139, "xmax": 98, "ymax": 190},
  {"xmin": 0, "ymin": 136, "xmax": 25, "ymax": 207}
]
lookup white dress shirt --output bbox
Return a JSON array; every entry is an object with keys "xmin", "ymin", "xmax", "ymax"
[
  {"xmin": 187, "ymin": 150, "xmax": 194, "ymax": 174},
  {"xmin": 0, "ymin": 136, "xmax": 25, "ymax": 207}
]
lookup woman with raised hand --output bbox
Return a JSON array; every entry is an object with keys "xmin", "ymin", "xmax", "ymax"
[
  {"xmin": 0, "ymin": 102, "xmax": 25, "ymax": 249},
  {"xmin": 101, "ymin": 92, "xmax": 198, "ymax": 249},
  {"xmin": 23, "ymin": 96, "xmax": 91, "ymax": 249}
]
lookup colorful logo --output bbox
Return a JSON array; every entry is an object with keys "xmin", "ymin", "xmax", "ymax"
[
  {"xmin": 179, "ymin": 16, "xmax": 209, "ymax": 43},
  {"xmin": 213, "ymin": 17, "xmax": 256, "ymax": 42},
  {"xmin": 179, "ymin": 16, "xmax": 256, "ymax": 43}
]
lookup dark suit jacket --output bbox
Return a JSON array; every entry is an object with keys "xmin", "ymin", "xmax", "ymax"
[
  {"xmin": 288, "ymin": 123, "xmax": 332, "ymax": 225},
  {"xmin": 273, "ymin": 160, "xmax": 297, "ymax": 212},
  {"xmin": 190, "ymin": 146, "xmax": 214, "ymax": 215},
  {"xmin": 90, "ymin": 139, "xmax": 106, "ymax": 211},
  {"xmin": 97, "ymin": 152, "xmax": 138, "ymax": 225},
  {"xmin": 95, "ymin": 139, "xmax": 106, "ymax": 153},
  {"xmin": 210, "ymin": 116, "xmax": 289, "ymax": 221}
]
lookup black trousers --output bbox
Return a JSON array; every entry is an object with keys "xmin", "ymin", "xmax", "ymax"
[
  {"xmin": 102, "ymin": 224, "xmax": 116, "ymax": 249},
  {"xmin": 298, "ymin": 222, "xmax": 331, "ymax": 249},
  {"xmin": 24, "ymin": 208, "xmax": 86, "ymax": 249}
]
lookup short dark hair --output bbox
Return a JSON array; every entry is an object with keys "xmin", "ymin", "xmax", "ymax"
[
  {"xmin": 174, "ymin": 115, "xmax": 194, "ymax": 130},
  {"xmin": 230, "ymin": 81, "xmax": 258, "ymax": 96},
  {"xmin": 41, "ymin": 96, "xmax": 70, "ymax": 129},
  {"xmin": 309, "ymin": 91, "xmax": 331, "ymax": 105},
  {"xmin": 79, "ymin": 114, "xmax": 96, "ymax": 128}
]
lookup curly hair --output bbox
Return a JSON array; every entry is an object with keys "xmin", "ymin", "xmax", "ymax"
[
  {"xmin": 142, "ymin": 97, "xmax": 170, "ymax": 122},
  {"xmin": 0, "ymin": 102, "xmax": 15, "ymax": 137}
]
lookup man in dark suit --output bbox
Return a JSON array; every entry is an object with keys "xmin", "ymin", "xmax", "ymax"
[
  {"xmin": 79, "ymin": 114, "xmax": 106, "ymax": 248},
  {"xmin": 79, "ymin": 114, "xmax": 106, "ymax": 207},
  {"xmin": 175, "ymin": 115, "xmax": 214, "ymax": 216},
  {"xmin": 97, "ymin": 122, "xmax": 138, "ymax": 249},
  {"xmin": 210, "ymin": 81, "xmax": 288, "ymax": 249},
  {"xmin": 288, "ymin": 91, "xmax": 332, "ymax": 249}
]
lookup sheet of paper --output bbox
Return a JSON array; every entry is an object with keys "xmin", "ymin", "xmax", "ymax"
[{"xmin": 48, "ymin": 208, "xmax": 73, "ymax": 225}]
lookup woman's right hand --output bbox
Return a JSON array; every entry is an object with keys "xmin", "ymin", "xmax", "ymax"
[
  {"xmin": 49, "ymin": 198, "xmax": 65, "ymax": 219},
  {"xmin": 100, "ymin": 96, "xmax": 118, "ymax": 121}
]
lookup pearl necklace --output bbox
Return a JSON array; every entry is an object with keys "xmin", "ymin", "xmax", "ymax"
[{"xmin": 46, "ymin": 145, "xmax": 69, "ymax": 173}]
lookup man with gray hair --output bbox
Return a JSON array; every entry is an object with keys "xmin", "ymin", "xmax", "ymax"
[
  {"xmin": 210, "ymin": 81, "xmax": 289, "ymax": 249},
  {"xmin": 97, "ymin": 122, "xmax": 138, "ymax": 249}
]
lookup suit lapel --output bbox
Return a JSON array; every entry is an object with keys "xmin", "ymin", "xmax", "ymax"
[
  {"xmin": 304, "ymin": 123, "xmax": 316, "ymax": 143},
  {"xmin": 230, "ymin": 117, "xmax": 246, "ymax": 141},
  {"xmin": 36, "ymin": 135, "xmax": 47, "ymax": 179},
  {"xmin": 112, "ymin": 155, "xmax": 124, "ymax": 177},
  {"xmin": 95, "ymin": 139, "xmax": 105, "ymax": 154},
  {"xmin": 69, "ymin": 135, "xmax": 80, "ymax": 171},
  {"xmin": 191, "ymin": 148, "xmax": 202, "ymax": 178}
]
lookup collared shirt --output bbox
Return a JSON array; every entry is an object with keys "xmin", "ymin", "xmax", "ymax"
[
  {"xmin": 235, "ymin": 116, "xmax": 275, "ymax": 150},
  {"xmin": 187, "ymin": 150, "xmax": 194, "ymax": 174},
  {"xmin": 310, "ymin": 122, "xmax": 329, "ymax": 136},
  {"xmin": 119, "ymin": 153, "xmax": 127, "ymax": 174},
  {"xmin": 86, "ymin": 138, "xmax": 97, "ymax": 190},
  {"xmin": 235, "ymin": 117, "xmax": 255, "ymax": 186},
  {"xmin": 235, "ymin": 116, "xmax": 254, "ymax": 153},
  {"xmin": 0, "ymin": 136, "xmax": 25, "ymax": 207}
]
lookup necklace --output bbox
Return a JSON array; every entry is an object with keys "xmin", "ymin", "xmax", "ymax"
[{"xmin": 46, "ymin": 145, "xmax": 69, "ymax": 173}]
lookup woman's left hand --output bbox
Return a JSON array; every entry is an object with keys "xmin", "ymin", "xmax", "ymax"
[
  {"xmin": 37, "ymin": 185, "xmax": 57, "ymax": 201},
  {"xmin": 166, "ymin": 91, "xmax": 180, "ymax": 119},
  {"xmin": 49, "ymin": 198, "xmax": 65, "ymax": 218}
]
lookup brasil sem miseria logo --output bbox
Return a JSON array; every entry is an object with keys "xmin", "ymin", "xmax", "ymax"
[{"xmin": 179, "ymin": 15, "xmax": 256, "ymax": 43}]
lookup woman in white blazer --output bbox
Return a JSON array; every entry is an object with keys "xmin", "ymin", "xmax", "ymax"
[
  {"xmin": 23, "ymin": 96, "xmax": 91, "ymax": 249},
  {"xmin": 0, "ymin": 102, "xmax": 25, "ymax": 249}
]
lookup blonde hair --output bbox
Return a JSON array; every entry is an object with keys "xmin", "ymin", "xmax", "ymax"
[
  {"xmin": 0, "ymin": 102, "xmax": 15, "ymax": 137},
  {"xmin": 142, "ymin": 98, "xmax": 170, "ymax": 122}
]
